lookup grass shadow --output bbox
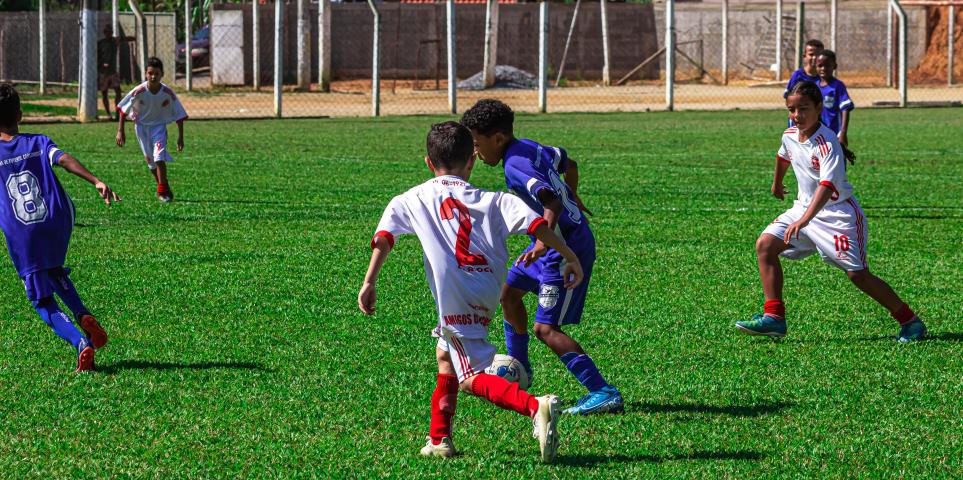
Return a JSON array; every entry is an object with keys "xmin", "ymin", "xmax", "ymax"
[
  {"xmin": 626, "ymin": 400, "xmax": 794, "ymax": 417},
  {"xmin": 556, "ymin": 450, "xmax": 765, "ymax": 468},
  {"xmin": 855, "ymin": 332, "xmax": 963, "ymax": 343},
  {"xmin": 98, "ymin": 359, "xmax": 270, "ymax": 375}
]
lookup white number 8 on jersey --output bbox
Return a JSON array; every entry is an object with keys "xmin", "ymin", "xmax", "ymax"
[{"xmin": 6, "ymin": 171, "xmax": 48, "ymax": 225}]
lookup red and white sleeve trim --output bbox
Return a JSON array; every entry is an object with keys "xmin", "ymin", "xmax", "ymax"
[
  {"xmin": 526, "ymin": 217, "xmax": 547, "ymax": 235},
  {"xmin": 777, "ymin": 154, "xmax": 791, "ymax": 164},
  {"xmin": 819, "ymin": 180, "xmax": 840, "ymax": 200},
  {"xmin": 371, "ymin": 230, "xmax": 395, "ymax": 249}
]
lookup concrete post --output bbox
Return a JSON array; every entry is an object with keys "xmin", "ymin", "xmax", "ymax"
[
  {"xmin": 666, "ymin": 0, "xmax": 674, "ymax": 110},
  {"xmin": 886, "ymin": 3, "xmax": 893, "ymax": 87},
  {"xmin": 446, "ymin": 0, "xmax": 456, "ymax": 114},
  {"xmin": 830, "ymin": 0, "xmax": 837, "ymax": 51},
  {"xmin": 274, "ymin": 0, "xmax": 283, "ymax": 117},
  {"xmin": 795, "ymin": 2, "xmax": 804, "ymax": 71},
  {"xmin": 722, "ymin": 0, "xmax": 728, "ymax": 85},
  {"xmin": 775, "ymin": 0, "xmax": 782, "ymax": 82},
  {"xmin": 539, "ymin": 1, "xmax": 548, "ymax": 112},
  {"xmin": 79, "ymin": 0, "xmax": 98, "ymax": 122},
  {"xmin": 600, "ymin": 0, "xmax": 610, "ymax": 86},
  {"xmin": 184, "ymin": 0, "xmax": 192, "ymax": 91},
  {"xmin": 128, "ymin": 0, "xmax": 148, "ymax": 82},
  {"xmin": 253, "ymin": 1, "xmax": 260, "ymax": 89},
  {"xmin": 296, "ymin": 0, "xmax": 310, "ymax": 90},
  {"xmin": 319, "ymin": 0, "xmax": 331, "ymax": 92},
  {"xmin": 367, "ymin": 0, "xmax": 380, "ymax": 116},
  {"xmin": 483, "ymin": 0, "xmax": 499, "ymax": 88},
  {"xmin": 39, "ymin": 0, "xmax": 46, "ymax": 95},
  {"xmin": 890, "ymin": 0, "xmax": 907, "ymax": 106}
]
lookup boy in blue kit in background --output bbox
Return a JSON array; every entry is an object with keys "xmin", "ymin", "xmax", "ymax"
[
  {"xmin": 784, "ymin": 39, "xmax": 824, "ymax": 99},
  {"xmin": 0, "ymin": 84, "xmax": 120, "ymax": 372},
  {"xmin": 461, "ymin": 99, "xmax": 622, "ymax": 415},
  {"xmin": 815, "ymin": 50, "xmax": 854, "ymax": 147}
]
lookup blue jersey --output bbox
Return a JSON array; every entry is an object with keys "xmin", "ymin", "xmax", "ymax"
[
  {"xmin": 0, "ymin": 134, "xmax": 74, "ymax": 277},
  {"xmin": 818, "ymin": 78, "xmax": 853, "ymax": 134},
  {"xmin": 784, "ymin": 69, "xmax": 820, "ymax": 98},
  {"xmin": 502, "ymin": 139, "xmax": 593, "ymax": 250}
]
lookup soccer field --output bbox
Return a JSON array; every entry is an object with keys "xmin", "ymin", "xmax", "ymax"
[{"xmin": 1, "ymin": 108, "xmax": 961, "ymax": 478}]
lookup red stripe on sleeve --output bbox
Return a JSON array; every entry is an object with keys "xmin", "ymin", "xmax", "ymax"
[
  {"xmin": 777, "ymin": 155, "xmax": 791, "ymax": 164},
  {"xmin": 526, "ymin": 217, "xmax": 547, "ymax": 235},
  {"xmin": 371, "ymin": 230, "xmax": 395, "ymax": 249},
  {"xmin": 819, "ymin": 180, "xmax": 839, "ymax": 201}
]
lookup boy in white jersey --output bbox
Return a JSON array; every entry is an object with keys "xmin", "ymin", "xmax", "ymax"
[
  {"xmin": 736, "ymin": 81, "xmax": 926, "ymax": 342},
  {"xmin": 116, "ymin": 57, "xmax": 188, "ymax": 203},
  {"xmin": 358, "ymin": 121, "xmax": 585, "ymax": 463}
]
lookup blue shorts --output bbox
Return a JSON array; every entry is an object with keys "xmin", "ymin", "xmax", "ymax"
[
  {"xmin": 506, "ymin": 241, "xmax": 595, "ymax": 326},
  {"xmin": 23, "ymin": 267, "xmax": 70, "ymax": 304}
]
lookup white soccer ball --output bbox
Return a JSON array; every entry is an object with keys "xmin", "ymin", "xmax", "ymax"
[{"xmin": 485, "ymin": 354, "xmax": 531, "ymax": 390}]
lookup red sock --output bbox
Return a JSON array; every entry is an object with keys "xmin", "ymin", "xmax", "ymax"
[
  {"xmin": 470, "ymin": 373, "xmax": 540, "ymax": 418},
  {"xmin": 764, "ymin": 299, "xmax": 785, "ymax": 319},
  {"xmin": 429, "ymin": 374, "xmax": 459, "ymax": 444},
  {"xmin": 890, "ymin": 303, "xmax": 917, "ymax": 326}
]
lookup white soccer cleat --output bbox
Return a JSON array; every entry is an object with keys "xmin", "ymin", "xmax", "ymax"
[
  {"xmin": 532, "ymin": 395, "xmax": 560, "ymax": 464},
  {"xmin": 419, "ymin": 436, "xmax": 456, "ymax": 458}
]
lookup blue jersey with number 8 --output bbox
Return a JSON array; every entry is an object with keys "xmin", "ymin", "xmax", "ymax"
[{"xmin": 0, "ymin": 134, "xmax": 74, "ymax": 277}]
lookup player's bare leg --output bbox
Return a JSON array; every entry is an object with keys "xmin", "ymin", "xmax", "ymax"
[
  {"xmin": 422, "ymin": 348, "xmax": 458, "ymax": 458},
  {"xmin": 532, "ymin": 323, "xmax": 583, "ymax": 357},
  {"xmin": 155, "ymin": 162, "xmax": 173, "ymax": 202},
  {"xmin": 112, "ymin": 88, "xmax": 122, "ymax": 119},
  {"xmin": 737, "ymin": 234, "xmax": 791, "ymax": 337},
  {"xmin": 101, "ymin": 90, "xmax": 111, "ymax": 120},
  {"xmin": 847, "ymin": 269, "xmax": 926, "ymax": 341}
]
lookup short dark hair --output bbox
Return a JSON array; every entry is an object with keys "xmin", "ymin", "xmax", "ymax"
[
  {"xmin": 460, "ymin": 99, "xmax": 514, "ymax": 136},
  {"xmin": 817, "ymin": 49, "xmax": 837, "ymax": 63},
  {"xmin": 805, "ymin": 39, "xmax": 825, "ymax": 51},
  {"xmin": 0, "ymin": 83, "xmax": 21, "ymax": 127},
  {"xmin": 147, "ymin": 56, "xmax": 164, "ymax": 72},
  {"xmin": 788, "ymin": 80, "xmax": 822, "ymax": 106},
  {"xmin": 426, "ymin": 121, "xmax": 474, "ymax": 171}
]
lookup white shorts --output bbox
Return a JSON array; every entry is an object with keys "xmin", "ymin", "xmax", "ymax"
[
  {"xmin": 763, "ymin": 197, "xmax": 869, "ymax": 272},
  {"xmin": 434, "ymin": 326, "xmax": 496, "ymax": 383},
  {"xmin": 135, "ymin": 123, "xmax": 174, "ymax": 170}
]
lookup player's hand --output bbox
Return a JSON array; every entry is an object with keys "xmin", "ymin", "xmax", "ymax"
[
  {"xmin": 95, "ymin": 181, "xmax": 121, "ymax": 205},
  {"xmin": 573, "ymin": 194, "xmax": 594, "ymax": 217},
  {"xmin": 783, "ymin": 219, "xmax": 808, "ymax": 244},
  {"xmin": 562, "ymin": 260, "xmax": 584, "ymax": 289},
  {"xmin": 177, "ymin": 136, "xmax": 184, "ymax": 152},
  {"xmin": 772, "ymin": 183, "xmax": 787, "ymax": 200},
  {"xmin": 516, "ymin": 241, "xmax": 548, "ymax": 267},
  {"xmin": 116, "ymin": 130, "xmax": 125, "ymax": 147},
  {"xmin": 358, "ymin": 282, "xmax": 377, "ymax": 315}
]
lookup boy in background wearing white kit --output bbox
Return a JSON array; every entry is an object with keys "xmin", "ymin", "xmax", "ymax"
[{"xmin": 116, "ymin": 57, "xmax": 188, "ymax": 203}]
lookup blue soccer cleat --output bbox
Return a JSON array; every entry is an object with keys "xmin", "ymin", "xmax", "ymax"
[
  {"xmin": 735, "ymin": 313, "xmax": 787, "ymax": 338},
  {"xmin": 898, "ymin": 319, "xmax": 927, "ymax": 343},
  {"xmin": 562, "ymin": 385, "xmax": 624, "ymax": 415}
]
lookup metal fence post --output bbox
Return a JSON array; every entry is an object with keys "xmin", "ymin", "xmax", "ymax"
[
  {"xmin": 830, "ymin": 0, "xmax": 837, "ymax": 51},
  {"xmin": 666, "ymin": 0, "xmax": 674, "ymax": 111},
  {"xmin": 296, "ymin": 0, "xmax": 309, "ymax": 90},
  {"xmin": 253, "ymin": 1, "xmax": 260, "ymax": 89},
  {"xmin": 886, "ymin": 2, "xmax": 893, "ymax": 87},
  {"xmin": 950, "ymin": 5, "xmax": 956, "ymax": 86},
  {"xmin": 483, "ymin": 0, "xmax": 499, "ymax": 88},
  {"xmin": 446, "ymin": 0, "xmax": 456, "ymax": 114},
  {"xmin": 600, "ymin": 0, "xmax": 610, "ymax": 86},
  {"xmin": 319, "ymin": 0, "xmax": 331, "ymax": 92},
  {"xmin": 795, "ymin": 2, "xmax": 804, "ymax": 71},
  {"xmin": 539, "ymin": 1, "xmax": 548, "ymax": 112},
  {"xmin": 274, "ymin": 0, "xmax": 283, "ymax": 117},
  {"xmin": 890, "ymin": 0, "xmax": 907, "ymax": 107},
  {"xmin": 367, "ymin": 0, "xmax": 380, "ymax": 117},
  {"xmin": 185, "ymin": 0, "xmax": 192, "ymax": 91},
  {"xmin": 39, "ymin": 0, "xmax": 46, "ymax": 95},
  {"xmin": 79, "ymin": 0, "xmax": 98, "ymax": 121},
  {"xmin": 775, "ymin": 0, "xmax": 782, "ymax": 82},
  {"xmin": 128, "ymin": 0, "xmax": 148, "ymax": 82},
  {"xmin": 722, "ymin": 0, "xmax": 728, "ymax": 85}
]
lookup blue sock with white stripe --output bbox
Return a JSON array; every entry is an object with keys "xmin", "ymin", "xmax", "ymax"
[
  {"xmin": 561, "ymin": 352, "xmax": 609, "ymax": 393},
  {"xmin": 503, "ymin": 320, "xmax": 531, "ymax": 372},
  {"xmin": 50, "ymin": 268, "xmax": 91, "ymax": 319},
  {"xmin": 34, "ymin": 297, "xmax": 88, "ymax": 352}
]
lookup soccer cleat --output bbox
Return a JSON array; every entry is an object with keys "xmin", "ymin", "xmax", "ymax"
[
  {"xmin": 78, "ymin": 314, "xmax": 108, "ymax": 350},
  {"xmin": 563, "ymin": 385, "xmax": 625, "ymax": 415},
  {"xmin": 419, "ymin": 436, "xmax": 456, "ymax": 458},
  {"xmin": 157, "ymin": 184, "xmax": 174, "ymax": 203},
  {"xmin": 76, "ymin": 344, "xmax": 95, "ymax": 373},
  {"xmin": 898, "ymin": 319, "xmax": 927, "ymax": 343},
  {"xmin": 735, "ymin": 313, "xmax": 788, "ymax": 338},
  {"xmin": 532, "ymin": 395, "xmax": 560, "ymax": 464}
]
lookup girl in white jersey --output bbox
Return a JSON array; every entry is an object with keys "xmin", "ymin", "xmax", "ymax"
[
  {"xmin": 358, "ymin": 122, "xmax": 585, "ymax": 463},
  {"xmin": 736, "ymin": 81, "xmax": 926, "ymax": 342}
]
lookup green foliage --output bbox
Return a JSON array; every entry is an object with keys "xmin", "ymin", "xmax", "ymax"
[{"xmin": 1, "ymin": 109, "xmax": 960, "ymax": 477}]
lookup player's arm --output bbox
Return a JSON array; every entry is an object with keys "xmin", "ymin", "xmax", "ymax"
[
  {"xmin": 518, "ymin": 189, "xmax": 563, "ymax": 263},
  {"xmin": 563, "ymin": 159, "xmax": 593, "ymax": 216},
  {"xmin": 838, "ymin": 109, "xmax": 850, "ymax": 147},
  {"xmin": 772, "ymin": 154, "xmax": 791, "ymax": 200},
  {"xmin": 529, "ymin": 222, "xmax": 583, "ymax": 289},
  {"xmin": 176, "ymin": 119, "xmax": 185, "ymax": 152},
  {"xmin": 116, "ymin": 114, "xmax": 126, "ymax": 147},
  {"xmin": 358, "ymin": 235, "xmax": 392, "ymax": 315},
  {"xmin": 57, "ymin": 154, "xmax": 121, "ymax": 205},
  {"xmin": 783, "ymin": 185, "xmax": 832, "ymax": 243}
]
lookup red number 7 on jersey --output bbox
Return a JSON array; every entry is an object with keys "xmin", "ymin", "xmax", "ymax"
[{"xmin": 440, "ymin": 197, "xmax": 489, "ymax": 267}]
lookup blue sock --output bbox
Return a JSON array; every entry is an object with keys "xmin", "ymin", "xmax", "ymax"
[
  {"xmin": 34, "ymin": 298, "xmax": 88, "ymax": 352},
  {"xmin": 50, "ymin": 268, "xmax": 90, "ymax": 319},
  {"xmin": 503, "ymin": 321, "xmax": 531, "ymax": 371},
  {"xmin": 562, "ymin": 353, "xmax": 609, "ymax": 393}
]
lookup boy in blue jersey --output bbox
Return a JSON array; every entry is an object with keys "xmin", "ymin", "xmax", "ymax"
[
  {"xmin": 461, "ymin": 99, "xmax": 622, "ymax": 415},
  {"xmin": 815, "ymin": 50, "xmax": 854, "ymax": 146},
  {"xmin": 784, "ymin": 39, "xmax": 824, "ymax": 99},
  {"xmin": 0, "ymin": 84, "xmax": 120, "ymax": 372}
]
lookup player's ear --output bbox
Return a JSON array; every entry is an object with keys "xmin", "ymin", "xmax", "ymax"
[{"xmin": 424, "ymin": 156, "xmax": 435, "ymax": 173}]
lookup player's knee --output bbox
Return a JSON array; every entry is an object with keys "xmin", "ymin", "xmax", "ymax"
[
  {"xmin": 532, "ymin": 323, "xmax": 556, "ymax": 342},
  {"xmin": 500, "ymin": 286, "xmax": 524, "ymax": 306},
  {"xmin": 756, "ymin": 234, "xmax": 780, "ymax": 258},
  {"xmin": 436, "ymin": 348, "xmax": 456, "ymax": 375},
  {"xmin": 846, "ymin": 268, "xmax": 871, "ymax": 285},
  {"xmin": 459, "ymin": 376, "xmax": 475, "ymax": 394}
]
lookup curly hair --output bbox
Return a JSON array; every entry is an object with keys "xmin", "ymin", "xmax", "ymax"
[
  {"xmin": 0, "ymin": 83, "xmax": 21, "ymax": 127},
  {"xmin": 426, "ymin": 121, "xmax": 474, "ymax": 171},
  {"xmin": 460, "ymin": 99, "xmax": 514, "ymax": 136}
]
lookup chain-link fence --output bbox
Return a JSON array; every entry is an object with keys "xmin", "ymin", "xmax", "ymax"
[{"xmin": 6, "ymin": 0, "xmax": 962, "ymax": 121}]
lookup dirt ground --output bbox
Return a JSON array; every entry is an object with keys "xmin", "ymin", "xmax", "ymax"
[{"xmin": 26, "ymin": 82, "xmax": 962, "ymax": 121}]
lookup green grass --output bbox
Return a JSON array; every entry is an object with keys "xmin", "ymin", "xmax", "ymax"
[
  {"xmin": 21, "ymin": 102, "xmax": 76, "ymax": 117},
  {"xmin": 0, "ymin": 109, "xmax": 961, "ymax": 478}
]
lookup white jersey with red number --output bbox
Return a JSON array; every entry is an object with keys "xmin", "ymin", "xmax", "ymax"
[
  {"xmin": 117, "ymin": 82, "xmax": 188, "ymax": 126},
  {"xmin": 777, "ymin": 124, "xmax": 853, "ymax": 208},
  {"xmin": 372, "ymin": 175, "xmax": 545, "ymax": 339}
]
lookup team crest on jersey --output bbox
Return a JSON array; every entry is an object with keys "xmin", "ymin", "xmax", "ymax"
[
  {"xmin": 538, "ymin": 285, "xmax": 560, "ymax": 309},
  {"xmin": 810, "ymin": 155, "xmax": 820, "ymax": 171}
]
